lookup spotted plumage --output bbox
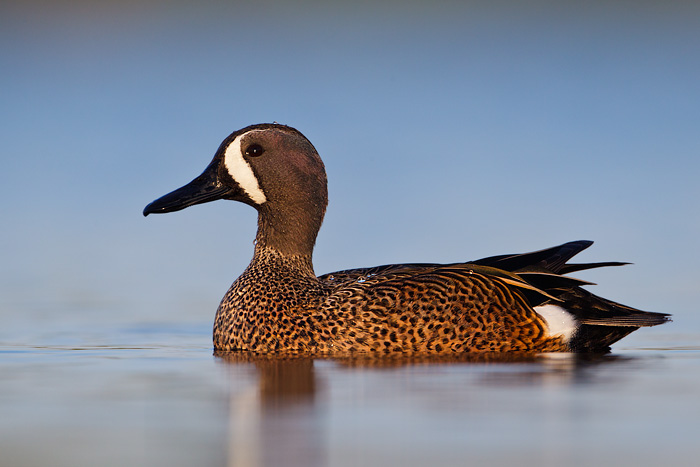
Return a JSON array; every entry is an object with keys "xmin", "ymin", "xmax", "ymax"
[{"xmin": 144, "ymin": 123, "xmax": 670, "ymax": 353}]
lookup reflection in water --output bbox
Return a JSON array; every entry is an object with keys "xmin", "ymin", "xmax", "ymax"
[
  {"xmin": 474, "ymin": 353, "xmax": 633, "ymax": 387},
  {"xmin": 217, "ymin": 353, "xmax": 324, "ymax": 467},
  {"xmin": 215, "ymin": 352, "xmax": 634, "ymax": 467}
]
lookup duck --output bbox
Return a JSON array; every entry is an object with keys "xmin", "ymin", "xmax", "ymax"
[{"xmin": 144, "ymin": 123, "xmax": 670, "ymax": 353}]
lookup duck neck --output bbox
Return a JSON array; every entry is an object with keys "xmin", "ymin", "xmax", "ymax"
[{"xmin": 251, "ymin": 203, "xmax": 323, "ymax": 276}]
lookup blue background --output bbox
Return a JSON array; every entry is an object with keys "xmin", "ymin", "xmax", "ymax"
[{"xmin": 2, "ymin": 0, "xmax": 698, "ymax": 332}]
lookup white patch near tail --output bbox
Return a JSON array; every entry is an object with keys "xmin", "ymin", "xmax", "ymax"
[
  {"xmin": 535, "ymin": 304, "xmax": 578, "ymax": 342},
  {"xmin": 223, "ymin": 131, "xmax": 267, "ymax": 205}
]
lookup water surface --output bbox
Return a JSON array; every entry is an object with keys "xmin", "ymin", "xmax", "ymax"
[{"xmin": 1, "ymin": 317, "xmax": 698, "ymax": 467}]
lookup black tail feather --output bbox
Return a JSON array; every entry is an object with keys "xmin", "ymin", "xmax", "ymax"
[
  {"xmin": 474, "ymin": 240, "xmax": 671, "ymax": 351},
  {"xmin": 473, "ymin": 240, "xmax": 594, "ymax": 273},
  {"xmin": 559, "ymin": 261, "xmax": 630, "ymax": 274}
]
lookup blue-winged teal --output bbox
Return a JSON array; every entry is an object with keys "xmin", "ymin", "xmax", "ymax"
[{"xmin": 144, "ymin": 123, "xmax": 669, "ymax": 353}]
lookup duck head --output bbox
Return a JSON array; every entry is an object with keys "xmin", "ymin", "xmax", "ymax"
[{"xmin": 144, "ymin": 124, "xmax": 328, "ymax": 257}]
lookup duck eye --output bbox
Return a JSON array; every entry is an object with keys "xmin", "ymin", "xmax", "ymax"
[{"xmin": 244, "ymin": 144, "xmax": 265, "ymax": 157}]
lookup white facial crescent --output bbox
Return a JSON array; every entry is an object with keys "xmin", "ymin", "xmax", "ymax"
[{"xmin": 223, "ymin": 131, "xmax": 267, "ymax": 205}]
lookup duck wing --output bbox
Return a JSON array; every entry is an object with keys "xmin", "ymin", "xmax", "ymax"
[{"xmin": 317, "ymin": 240, "xmax": 670, "ymax": 352}]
